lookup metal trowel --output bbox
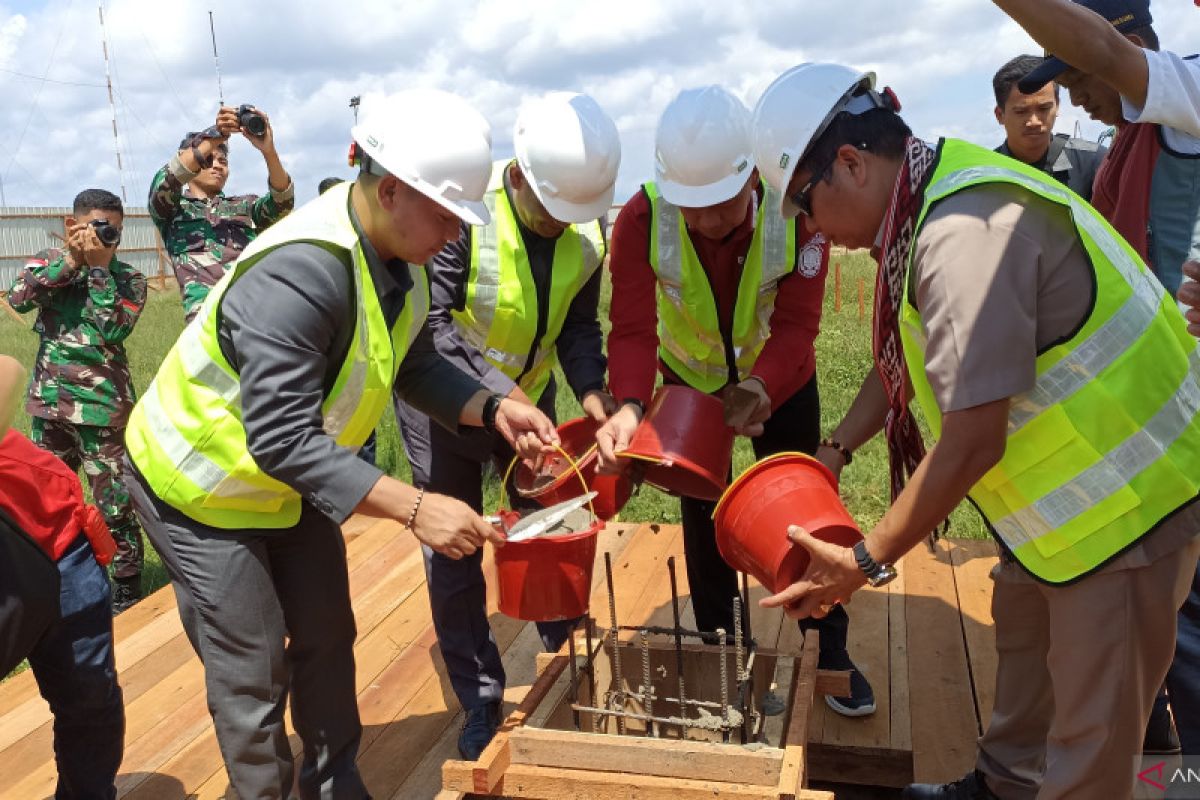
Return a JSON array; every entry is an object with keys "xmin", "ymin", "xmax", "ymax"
[{"xmin": 504, "ymin": 492, "xmax": 599, "ymax": 543}]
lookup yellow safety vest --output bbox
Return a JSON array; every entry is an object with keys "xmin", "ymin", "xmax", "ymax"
[
  {"xmin": 901, "ymin": 139, "xmax": 1200, "ymax": 584},
  {"xmin": 452, "ymin": 163, "xmax": 605, "ymax": 402},
  {"xmin": 125, "ymin": 182, "xmax": 429, "ymax": 529},
  {"xmin": 645, "ymin": 181, "xmax": 799, "ymax": 393}
]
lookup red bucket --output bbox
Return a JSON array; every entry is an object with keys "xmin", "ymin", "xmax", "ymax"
[
  {"xmin": 513, "ymin": 417, "xmax": 632, "ymax": 521},
  {"xmin": 617, "ymin": 385, "xmax": 734, "ymax": 501},
  {"xmin": 493, "ymin": 510, "xmax": 602, "ymax": 622},
  {"xmin": 713, "ymin": 453, "xmax": 863, "ymax": 595}
]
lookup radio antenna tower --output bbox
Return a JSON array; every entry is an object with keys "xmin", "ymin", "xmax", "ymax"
[{"xmin": 97, "ymin": 2, "xmax": 127, "ymax": 202}]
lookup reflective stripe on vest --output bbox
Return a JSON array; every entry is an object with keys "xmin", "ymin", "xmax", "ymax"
[
  {"xmin": 125, "ymin": 182, "xmax": 429, "ymax": 528},
  {"xmin": 900, "ymin": 139, "xmax": 1200, "ymax": 584},
  {"xmin": 452, "ymin": 175, "xmax": 604, "ymax": 401},
  {"xmin": 646, "ymin": 181, "xmax": 799, "ymax": 393}
]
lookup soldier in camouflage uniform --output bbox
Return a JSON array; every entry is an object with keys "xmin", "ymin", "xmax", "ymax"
[
  {"xmin": 7, "ymin": 188, "xmax": 148, "ymax": 613},
  {"xmin": 149, "ymin": 104, "xmax": 294, "ymax": 322}
]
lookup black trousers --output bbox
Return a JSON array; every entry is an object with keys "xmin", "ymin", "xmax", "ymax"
[{"xmin": 678, "ymin": 375, "xmax": 849, "ymax": 652}]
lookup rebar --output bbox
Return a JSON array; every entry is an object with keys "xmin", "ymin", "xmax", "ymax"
[
  {"xmin": 640, "ymin": 629, "xmax": 656, "ymax": 736},
  {"xmin": 734, "ymin": 595, "xmax": 744, "ymax": 682},
  {"xmin": 568, "ymin": 622, "xmax": 581, "ymax": 731},
  {"xmin": 741, "ymin": 570, "xmax": 753, "ymax": 647},
  {"xmin": 585, "ymin": 616, "xmax": 599, "ymax": 733},
  {"xmin": 668, "ymin": 557, "xmax": 688, "ymax": 724},
  {"xmin": 717, "ymin": 627, "xmax": 730, "ymax": 743},
  {"xmin": 604, "ymin": 552, "xmax": 626, "ymax": 735}
]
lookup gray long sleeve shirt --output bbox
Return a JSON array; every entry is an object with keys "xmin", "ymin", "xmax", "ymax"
[
  {"xmin": 424, "ymin": 175, "xmax": 607, "ymax": 403},
  {"xmin": 216, "ymin": 207, "xmax": 481, "ymax": 524}
]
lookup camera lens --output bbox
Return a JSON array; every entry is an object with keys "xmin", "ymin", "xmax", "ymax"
[
  {"xmin": 239, "ymin": 105, "xmax": 267, "ymax": 137},
  {"xmin": 90, "ymin": 220, "xmax": 121, "ymax": 247}
]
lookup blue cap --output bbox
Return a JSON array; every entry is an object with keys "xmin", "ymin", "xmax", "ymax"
[{"xmin": 1016, "ymin": 0, "xmax": 1153, "ymax": 94}]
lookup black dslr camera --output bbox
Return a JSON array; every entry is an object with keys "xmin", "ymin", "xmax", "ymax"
[
  {"xmin": 89, "ymin": 219, "xmax": 121, "ymax": 247},
  {"xmin": 237, "ymin": 104, "xmax": 267, "ymax": 137}
]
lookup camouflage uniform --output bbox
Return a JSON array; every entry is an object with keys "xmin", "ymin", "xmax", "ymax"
[
  {"xmin": 148, "ymin": 154, "xmax": 294, "ymax": 321},
  {"xmin": 8, "ymin": 248, "xmax": 147, "ymax": 579}
]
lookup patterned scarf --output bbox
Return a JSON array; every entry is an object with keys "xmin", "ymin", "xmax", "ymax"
[{"xmin": 873, "ymin": 136, "xmax": 937, "ymax": 506}]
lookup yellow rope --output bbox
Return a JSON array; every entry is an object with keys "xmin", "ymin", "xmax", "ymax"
[{"xmin": 500, "ymin": 443, "xmax": 596, "ymax": 517}]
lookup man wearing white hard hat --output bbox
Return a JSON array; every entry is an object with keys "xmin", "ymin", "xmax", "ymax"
[
  {"xmin": 394, "ymin": 91, "xmax": 620, "ymax": 760},
  {"xmin": 594, "ymin": 84, "xmax": 875, "ymax": 717},
  {"xmin": 750, "ymin": 62, "xmax": 1200, "ymax": 798},
  {"xmin": 123, "ymin": 89, "xmax": 559, "ymax": 799}
]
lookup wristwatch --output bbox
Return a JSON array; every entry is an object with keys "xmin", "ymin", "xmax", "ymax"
[
  {"xmin": 853, "ymin": 540, "xmax": 898, "ymax": 588},
  {"xmin": 481, "ymin": 392, "xmax": 503, "ymax": 432}
]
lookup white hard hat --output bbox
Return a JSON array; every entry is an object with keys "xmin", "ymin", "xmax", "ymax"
[
  {"xmin": 751, "ymin": 63, "xmax": 877, "ymax": 219},
  {"xmin": 352, "ymin": 88, "xmax": 494, "ymax": 226},
  {"xmin": 513, "ymin": 92, "xmax": 621, "ymax": 224},
  {"xmin": 654, "ymin": 86, "xmax": 755, "ymax": 208}
]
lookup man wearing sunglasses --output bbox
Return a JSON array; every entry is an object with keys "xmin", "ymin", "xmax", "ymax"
[
  {"xmin": 7, "ymin": 188, "xmax": 148, "ymax": 613},
  {"xmin": 596, "ymin": 85, "xmax": 876, "ymax": 718},
  {"xmin": 752, "ymin": 62, "xmax": 1200, "ymax": 799}
]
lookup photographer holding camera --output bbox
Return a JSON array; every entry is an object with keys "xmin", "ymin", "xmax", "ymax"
[
  {"xmin": 149, "ymin": 104, "xmax": 294, "ymax": 322},
  {"xmin": 7, "ymin": 188, "xmax": 149, "ymax": 614}
]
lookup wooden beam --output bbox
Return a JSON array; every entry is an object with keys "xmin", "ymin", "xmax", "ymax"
[
  {"xmin": 508, "ymin": 727, "xmax": 783, "ymax": 786},
  {"xmin": 776, "ymin": 630, "xmax": 820, "ymax": 800},
  {"xmin": 444, "ymin": 761, "xmax": 835, "ymax": 799}
]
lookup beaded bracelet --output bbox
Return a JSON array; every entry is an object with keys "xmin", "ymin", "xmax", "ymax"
[
  {"xmin": 819, "ymin": 438, "xmax": 853, "ymax": 466},
  {"xmin": 405, "ymin": 488, "xmax": 425, "ymax": 530}
]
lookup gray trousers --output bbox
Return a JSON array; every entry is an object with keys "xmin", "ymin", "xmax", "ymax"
[
  {"xmin": 126, "ymin": 463, "xmax": 368, "ymax": 800},
  {"xmin": 395, "ymin": 382, "xmax": 576, "ymax": 710}
]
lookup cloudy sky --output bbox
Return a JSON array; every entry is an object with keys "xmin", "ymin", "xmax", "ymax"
[{"xmin": 0, "ymin": 0, "xmax": 1197, "ymax": 210}]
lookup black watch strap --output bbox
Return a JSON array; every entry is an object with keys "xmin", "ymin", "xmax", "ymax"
[
  {"xmin": 853, "ymin": 540, "xmax": 883, "ymax": 580},
  {"xmin": 482, "ymin": 392, "xmax": 503, "ymax": 432}
]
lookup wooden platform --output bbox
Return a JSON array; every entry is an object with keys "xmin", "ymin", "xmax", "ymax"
[{"xmin": 0, "ymin": 520, "xmax": 999, "ymax": 799}]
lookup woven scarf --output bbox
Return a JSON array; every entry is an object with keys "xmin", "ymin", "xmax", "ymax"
[{"xmin": 873, "ymin": 136, "xmax": 937, "ymax": 504}]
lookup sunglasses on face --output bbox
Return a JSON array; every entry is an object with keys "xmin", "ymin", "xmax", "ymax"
[{"xmin": 788, "ymin": 158, "xmax": 834, "ymax": 219}]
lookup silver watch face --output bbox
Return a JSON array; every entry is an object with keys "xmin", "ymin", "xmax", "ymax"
[{"xmin": 867, "ymin": 563, "xmax": 898, "ymax": 588}]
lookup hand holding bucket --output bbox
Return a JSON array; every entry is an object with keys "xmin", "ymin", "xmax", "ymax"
[
  {"xmin": 759, "ymin": 525, "xmax": 869, "ymax": 620},
  {"xmin": 713, "ymin": 452, "xmax": 864, "ymax": 605}
]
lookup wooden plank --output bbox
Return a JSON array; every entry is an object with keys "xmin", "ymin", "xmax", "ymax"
[
  {"xmin": 888, "ymin": 561, "xmax": 912, "ymax": 754},
  {"xmin": 949, "ymin": 539, "xmax": 999, "ymax": 732},
  {"xmin": 903, "ymin": 539, "xmax": 978, "ymax": 784},
  {"xmin": 508, "ymin": 726, "xmax": 783, "ymax": 786},
  {"xmin": 777, "ymin": 630, "xmax": 819, "ymax": 799},
  {"xmin": 443, "ymin": 760, "xmax": 819, "ymax": 799},
  {"xmin": 806, "ymin": 742, "xmax": 913, "ymax": 788},
  {"xmin": 817, "ymin": 583, "xmax": 892, "ymax": 751}
]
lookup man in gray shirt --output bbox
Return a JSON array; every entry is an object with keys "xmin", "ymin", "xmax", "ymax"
[
  {"xmin": 992, "ymin": 54, "xmax": 1106, "ymax": 200},
  {"xmin": 124, "ymin": 92, "xmax": 559, "ymax": 800}
]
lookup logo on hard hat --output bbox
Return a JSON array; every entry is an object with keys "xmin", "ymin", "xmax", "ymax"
[
  {"xmin": 736, "ymin": 158, "xmax": 749, "ymax": 174},
  {"xmin": 778, "ymin": 154, "xmax": 791, "ymax": 169},
  {"xmin": 799, "ymin": 234, "xmax": 825, "ymax": 278}
]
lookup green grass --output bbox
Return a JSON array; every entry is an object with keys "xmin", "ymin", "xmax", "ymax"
[{"xmin": 0, "ymin": 255, "xmax": 987, "ymax": 609}]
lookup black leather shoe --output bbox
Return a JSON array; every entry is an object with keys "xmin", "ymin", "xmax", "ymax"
[
  {"xmin": 902, "ymin": 770, "xmax": 999, "ymax": 799},
  {"xmin": 111, "ymin": 575, "xmax": 142, "ymax": 616},
  {"xmin": 458, "ymin": 701, "xmax": 501, "ymax": 760}
]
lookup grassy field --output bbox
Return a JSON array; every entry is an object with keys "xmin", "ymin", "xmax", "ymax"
[{"xmin": 0, "ymin": 252, "xmax": 988, "ymax": 603}]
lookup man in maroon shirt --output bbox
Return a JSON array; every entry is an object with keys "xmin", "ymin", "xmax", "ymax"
[{"xmin": 596, "ymin": 86, "xmax": 874, "ymax": 716}]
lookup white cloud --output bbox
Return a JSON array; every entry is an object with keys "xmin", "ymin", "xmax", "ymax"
[{"xmin": 0, "ymin": 0, "xmax": 1195, "ymax": 208}]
